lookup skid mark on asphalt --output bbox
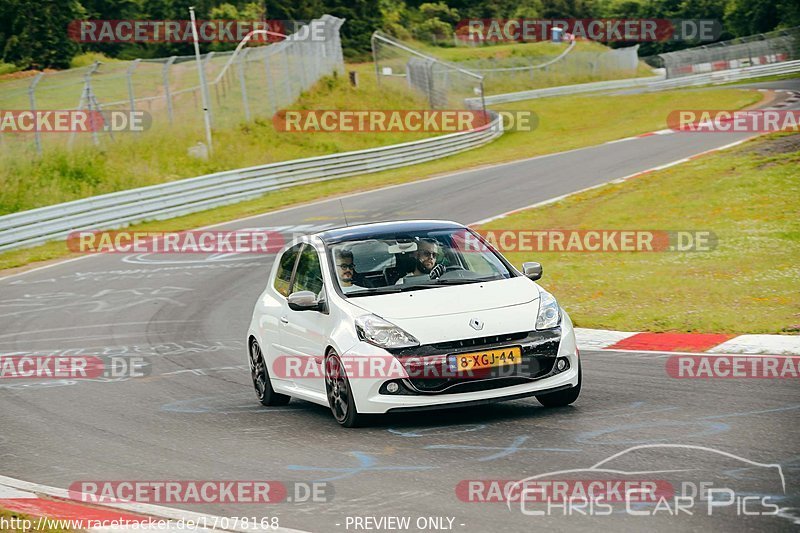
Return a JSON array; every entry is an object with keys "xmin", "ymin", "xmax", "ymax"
[
  {"xmin": 0, "ymin": 321, "xmax": 202, "ymax": 341},
  {"xmin": 588, "ymin": 406, "xmax": 680, "ymax": 419},
  {"xmin": 286, "ymin": 451, "xmax": 436, "ymax": 482},
  {"xmin": 0, "ymin": 287, "xmax": 193, "ymax": 318},
  {"xmin": 424, "ymin": 436, "xmax": 580, "ymax": 461},
  {"xmin": 5, "ymin": 263, "xmax": 265, "ymax": 285},
  {"xmin": 575, "ymin": 420, "xmax": 731, "ymax": 445},
  {"xmin": 700, "ymin": 404, "xmax": 800, "ymax": 420},
  {"xmin": 1, "ymin": 340, "xmax": 243, "ymax": 358},
  {"xmin": 159, "ymin": 392, "xmax": 304, "ymax": 414},
  {"xmin": 387, "ymin": 424, "xmax": 487, "ymax": 438}
]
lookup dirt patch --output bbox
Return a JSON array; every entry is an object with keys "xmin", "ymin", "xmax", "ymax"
[
  {"xmin": 742, "ymin": 132, "xmax": 800, "ymax": 157},
  {"xmin": 0, "ymin": 68, "xmax": 58, "ymax": 82}
]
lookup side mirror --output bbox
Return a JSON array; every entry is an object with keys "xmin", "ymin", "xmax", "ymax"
[
  {"xmin": 288, "ymin": 290, "xmax": 322, "ymax": 311},
  {"xmin": 522, "ymin": 262, "xmax": 542, "ymax": 281}
]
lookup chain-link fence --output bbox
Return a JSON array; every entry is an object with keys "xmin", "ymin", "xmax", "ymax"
[
  {"xmin": 654, "ymin": 26, "xmax": 800, "ymax": 78},
  {"xmin": 372, "ymin": 32, "xmax": 644, "ymax": 100},
  {"xmin": 372, "ymin": 31, "xmax": 486, "ymax": 111},
  {"xmin": 0, "ymin": 15, "xmax": 345, "ymax": 156},
  {"xmin": 459, "ymin": 43, "xmax": 641, "ymax": 93}
]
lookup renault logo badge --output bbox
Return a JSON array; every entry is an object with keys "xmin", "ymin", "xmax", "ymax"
[{"xmin": 469, "ymin": 318, "xmax": 484, "ymax": 330}]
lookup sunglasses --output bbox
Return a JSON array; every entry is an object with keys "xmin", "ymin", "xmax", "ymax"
[
  {"xmin": 418, "ymin": 250, "xmax": 437, "ymax": 258},
  {"xmin": 337, "ymin": 263, "xmax": 355, "ymax": 270}
]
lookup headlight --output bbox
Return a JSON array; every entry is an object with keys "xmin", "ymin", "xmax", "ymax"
[
  {"xmin": 536, "ymin": 289, "xmax": 561, "ymax": 330},
  {"xmin": 355, "ymin": 314, "xmax": 420, "ymax": 349}
]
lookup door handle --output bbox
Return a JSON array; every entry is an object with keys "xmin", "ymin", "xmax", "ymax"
[{"xmin": 280, "ymin": 316, "xmax": 289, "ymax": 324}]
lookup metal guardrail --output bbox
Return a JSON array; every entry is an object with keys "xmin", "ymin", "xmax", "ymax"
[
  {"xmin": 469, "ymin": 73, "xmax": 666, "ymax": 105},
  {"xmin": 639, "ymin": 59, "xmax": 800, "ymax": 91},
  {"xmin": 0, "ymin": 114, "xmax": 503, "ymax": 252},
  {"xmin": 470, "ymin": 59, "xmax": 800, "ymax": 105}
]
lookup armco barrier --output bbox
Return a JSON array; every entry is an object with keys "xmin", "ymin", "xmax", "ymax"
[
  {"xmin": 0, "ymin": 114, "xmax": 502, "ymax": 252},
  {"xmin": 469, "ymin": 59, "xmax": 800, "ymax": 106},
  {"xmin": 639, "ymin": 60, "xmax": 800, "ymax": 91},
  {"xmin": 469, "ymin": 73, "xmax": 666, "ymax": 106}
]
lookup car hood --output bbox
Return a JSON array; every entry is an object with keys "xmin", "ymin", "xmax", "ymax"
[{"xmin": 347, "ymin": 276, "xmax": 539, "ymax": 320}]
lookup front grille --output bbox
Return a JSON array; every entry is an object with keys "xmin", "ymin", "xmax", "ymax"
[
  {"xmin": 431, "ymin": 331, "xmax": 529, "ymax": 351},
  {"xmin": 388, "ymin": 328, "xmax": 562, "ymax": 394}
]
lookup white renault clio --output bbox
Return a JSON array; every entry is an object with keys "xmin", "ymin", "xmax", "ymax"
[{"xmin": 247, "ymin": 220, "xmax": 580, "ymax": 427}]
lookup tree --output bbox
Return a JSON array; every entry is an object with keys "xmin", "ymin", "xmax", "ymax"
[
  {"xmin": 723, "ymin": 0, "xmax": 797, "ymax": 36},
  {"xmin": 419, "ymin": 2, "xmax": 459, "ymax": 25},
  {"xmin": 3, "ymin": 0, "xmax": 85, "ymax": 69}
]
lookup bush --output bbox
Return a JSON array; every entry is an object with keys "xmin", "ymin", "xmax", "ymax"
[
  {"xmin": 69, "ymin": 52, "xmax": 116, "ymax": 68},
  {"xmin": 0, "ymin": 61, "xmax": 20, "ymax": 76}
]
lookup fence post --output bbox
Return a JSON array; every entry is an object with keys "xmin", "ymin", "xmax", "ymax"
[
  {"xmin": 27, "ymin": 72, "xmax": 45, "ymax": 155},
  {"xmin": 162, "ymin": 56, "xmax": 177, "ymax": 124},
  {"xmin": 126, "ymin": 58, "xmax": 141, "ymax": 113},
  {"xmin": 372, "ymin": 33, "xmax": 381, "ymax": 87},
  {"xmin": 264, "ymin": 50, "xmax": 276, "ymax": 115},
  {"xmin": 69, "ymin": 62, "xmax": 102, "ymax": 148},
  {"xmin": 87, "ymin": 62, "xmax": 102, "ymax": 146},
  {"xmin": 282, "ymin": 44, "xmax": 292, "ymax": 104},
  {"xmin": 202, "ymin": 52, "xmax": 216, "ymax": 126},
  {"xmin": 237, "ymin": 48, "xmax": 251, "ymax": 121}
]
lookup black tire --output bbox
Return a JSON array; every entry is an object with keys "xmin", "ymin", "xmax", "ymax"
[
  {"xmin": 325, "ymin": 351, "xmax": 367, "ymax": 428},
  {"xmin": 536, "ymin": 363, "xmax": 581, "ymax": 407},
  {"xmin": 249, "ymin": 339, "xmax": 290, "ymax": 406}
]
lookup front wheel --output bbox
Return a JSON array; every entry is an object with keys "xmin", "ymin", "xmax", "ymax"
[
  {"xmin": 325, "ymin": 351, "xmax": 368, "ymax": 428},
  {"xmin": 249, "ymin": 339, "xmax": 290, "ymax": 406},
  {"xmin": 536, "ymin": 363, "xmax": 581, "ymax": 407}
]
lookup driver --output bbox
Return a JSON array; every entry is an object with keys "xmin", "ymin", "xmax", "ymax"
[
  {"xmin": 397, "ymin": 238, "xmax": 445, "ymax": 284},
  {"xmin": 334, "ymin": 249, "xmax": 364, "ymax": 293}
]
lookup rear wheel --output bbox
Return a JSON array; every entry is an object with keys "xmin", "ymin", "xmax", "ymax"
[
  {"xmin": 325, "ymin": 351, "xmax": 367, "ymax": 428},
  {"xmin": 249, "ymin": 339, "xmax": 290, "ymax": 406},
  {"xmin": 536, "ymin": 363, "xmax": 581, "ymax": 407}
]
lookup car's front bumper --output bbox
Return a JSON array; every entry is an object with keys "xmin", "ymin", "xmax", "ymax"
[{"xmin": 344, "ymin": 310, "xmax": 579, "ymax": 414}]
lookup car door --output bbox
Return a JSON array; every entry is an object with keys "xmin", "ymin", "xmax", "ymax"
[
  {"xmin": 279, "ymin": 243, "xmax": 330, "ymax": 394},
  {"xmin": 265, "ymin": 243, "xmax": 302, "ymax": 387}
]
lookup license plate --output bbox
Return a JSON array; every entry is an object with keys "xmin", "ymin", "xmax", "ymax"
[{"xmin": 448, "ymin": 346, "xmax": 522, "ymax": 373}]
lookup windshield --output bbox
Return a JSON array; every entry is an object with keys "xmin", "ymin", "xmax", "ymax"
[{"xmin": 326, "ymin": 228, "xmax": 516, "ymax": 297}]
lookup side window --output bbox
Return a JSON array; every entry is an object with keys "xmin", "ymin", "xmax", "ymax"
[
  {"xmin": 292, "ymin": 245, "xmax": 324, "ymax": 296},
  {"xmin": 273, "ymin": 244, "xmax": 302, "ymax": 297}
]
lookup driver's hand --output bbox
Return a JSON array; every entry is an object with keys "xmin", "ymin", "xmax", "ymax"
[{"xmin": 429, "ymin": 264, "xmax": 446, "ymax": 279}]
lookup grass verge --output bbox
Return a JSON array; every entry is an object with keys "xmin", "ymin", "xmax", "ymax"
[
  {"xmin": 0, "ymin": 87, "xmax": 761, "ymax": 273},
  {"xmin": 0, "ymin": 72, "xmax": 432, "ymax": 214},
  {"xmin": 479, "ymin": 132, "xmax": 800, "ymax": 334}
]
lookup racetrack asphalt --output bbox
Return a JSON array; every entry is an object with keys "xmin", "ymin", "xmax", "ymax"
[{"xmin": 0, "ymin": 78, "xmax": 798, "ymax": 532}]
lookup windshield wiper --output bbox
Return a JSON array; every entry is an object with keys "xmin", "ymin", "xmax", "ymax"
[
  {"xmin": 347, "ymin": 284, "xmax": 442, "ymax": 296},
  {"xmin": 433, "ymin": 278, "xmax": 494, "ymax": 285},
  {"xmin": 346, "ymin": 286, "xmax": 403, "ymax": 297},
  {"xmin": 397, "ymin": 284, "xmax": 440, "ymax": 291}
]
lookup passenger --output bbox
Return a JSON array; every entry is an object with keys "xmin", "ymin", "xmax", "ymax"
[
  {"xmin": 334, "ymin": 249, "xmax": 364, "ymax": 293},
  {"xmin": 397, "ymin": 238, "xmax": 445, "ymax": 284}
]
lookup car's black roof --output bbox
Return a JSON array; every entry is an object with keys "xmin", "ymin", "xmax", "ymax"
[{"xmin": 317, "ymin": 220, "xmax": 465, "ymax": 244}]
